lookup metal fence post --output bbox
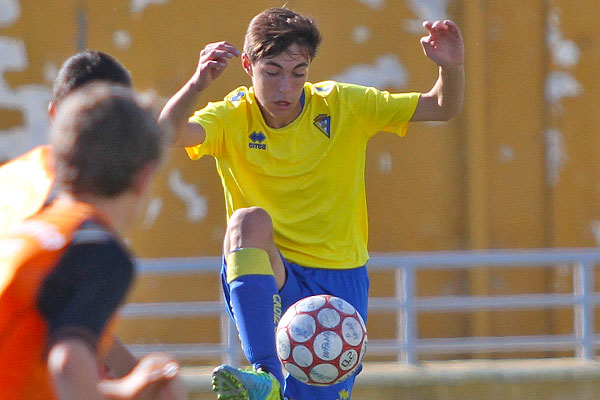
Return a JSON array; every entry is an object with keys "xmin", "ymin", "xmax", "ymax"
[
  {"xmin": 397, "ymin": 263, "xmax": 417, "ymax": 364},
  {"xmin": 219, "ymin": 290, "xmax": 242, "ymax": 366},
  {"xmin": 573, "ymin": 262, "xmax": 595, "ymax": 359}
]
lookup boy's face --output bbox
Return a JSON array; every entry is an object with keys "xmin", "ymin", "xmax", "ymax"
[{"xmin": 243, "ymin": 43, "xmax": 309, "ymax": 129}]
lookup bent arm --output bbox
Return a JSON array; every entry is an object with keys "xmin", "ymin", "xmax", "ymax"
[
  {"xmin": 158, "ymin": 41, "xmax": 240, "ymax": 147},
  {"xmin": 158, "ymin": 80, "xmax": 207, "ymax": 147},
  {"xmin": 49, "ymin": 340, "xmax": 185, "ymax": 400},
  {"xmin": 48, "ymin": 339, "xmax": 106, "ymax": 400},
  {"xmin": 411, "ymin": 63, "xmax": 464, "ymax": 121},
  {"xmin": 410, "ymin": 19, "xmax": 465, "ymax": 122},
  {"xmin": 104, "ymin": 337, "xmax": 138, "ymax": 378},
  {"xmin": 100, "ymin": 353, "xmax": 186, "ymax": 400}
]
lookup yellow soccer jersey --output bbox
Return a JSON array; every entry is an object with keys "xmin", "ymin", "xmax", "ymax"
[{"xmin": 187, "ymin": 81, "xmax": 419, "ymax": 269}]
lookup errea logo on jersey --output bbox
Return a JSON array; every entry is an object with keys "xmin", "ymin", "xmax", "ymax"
[{"xmin": 249, "ymin": 131, "xmax": 267, "ymax": 150}]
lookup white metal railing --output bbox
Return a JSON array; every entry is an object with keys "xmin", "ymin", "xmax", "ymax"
[{"xmin": 120, "ymin": 248, "xmax": 600, "ymax": 365}]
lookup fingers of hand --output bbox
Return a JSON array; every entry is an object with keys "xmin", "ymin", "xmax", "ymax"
[
  {"xmin": 146, "ymin": 361, "xmax": 179, "ymax": 382},
  {"xmin": 205, "ymin": 60, "xmax": 227, "ymax": 74},
  {"xmin": 156, "ymin": 362, "xmax": 179, "ymax": 379},
  {"xmin": 423, "ymin": 19, "xmax": 453, "ymax": 34},
  {"xmin": 201, "ymin": 42, "xmax": 240, "ymax": 58},
  {"xmin": 200, "ymin": 52, "xmax": 236, "ymax": 67},
  {"xmin": 199, "ymin": 43, "xmax": 239, "ymax": 73},
  {"xmin": 424, "ymin": 19, "xmax": 462, "ymax": 41},
  {"xmin": 420, "ymin": 37, "xmax": 435, "ymax": 53},
  {"xmin": 444, "ymin": 19, "xmax": 458, "ymax": 31},
  {"xmin": 216, "ymin": 40, "xmax": 241, "ymax": 56},
  {"xmin": 209, "ymin": 49, "xmax": 238, "ymax": 60},
  {"xmin": 432, "ymin": 20, "xmax": 447, "ymax": 31},
  {"xmin": 139, "ymin": 354, "xmax": 178, "ymax": 372}
]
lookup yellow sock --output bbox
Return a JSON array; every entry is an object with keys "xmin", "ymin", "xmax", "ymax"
[{"xmin": 225, "ymin": 247, "xmax": 272, "ymax": 283}]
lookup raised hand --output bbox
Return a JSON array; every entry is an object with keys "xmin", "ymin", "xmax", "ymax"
[
  {"xmin": 191, "ymin": 41, "xmax": 241, "ymax": 91},
  {"xmin": 420, "ymin": 20, "xmax": 464, "ymax": 67}
]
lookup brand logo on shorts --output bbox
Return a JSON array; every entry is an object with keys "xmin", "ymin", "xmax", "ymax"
[
  {"xmin": 313, "ymin": 114, "xmax": 331, "ymax": 138},
  {"xmin": 249, "ymin": 131, "xmax": 267, "ymax": 150},
  {"xmin": 273, "ymin": 294, "xmax": 282, "ymax": 329}
]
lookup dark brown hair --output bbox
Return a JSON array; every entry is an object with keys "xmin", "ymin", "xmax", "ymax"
[
  {"xmin": 51, "ymin": 84, "xmax": 166, "ymax": 197},
  {"xmin": 51, "ymin": 50, "xmax": 132, "ymax": 105},
  {"xmin": 243, "ymin": 7, "xmax": 321, "ymax": 63}
]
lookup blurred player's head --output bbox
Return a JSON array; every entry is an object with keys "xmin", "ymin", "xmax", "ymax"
[
  {"xmin": 49, "ymin": 50, "xmax": 132, "ymax": 119},
  {"xmin": 242, "ymin": 8, "xmax": 321, "ymax": 128},
  {"xmin": 50, "ymin": 84, "xmax": 166, "ymax": 203}
]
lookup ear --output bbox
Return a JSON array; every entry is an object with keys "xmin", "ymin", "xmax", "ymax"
[
  {"xmin": 131, "ymin": 163, "xmax": 158, "ymax": 197},
  {"xmin": 241, "ymin": 53, "xmax": 253, "ymax": 77},
  {"xmin": 48, "ymin": 101, "xmax": 56, "ymax": 122}
]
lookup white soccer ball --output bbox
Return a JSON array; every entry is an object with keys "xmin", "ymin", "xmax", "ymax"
[{"xmin": 276, "ymin": 294, "xmax": 368, "ymax": 386}]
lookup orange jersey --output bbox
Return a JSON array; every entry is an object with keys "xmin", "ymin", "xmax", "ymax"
[
  {"xmin": 0, "ymin": 198, "xmax": 133, "ymax": 399},
  {"xmin": 0, "ymin": 145, "xmax": 55, "ymax": 232}
]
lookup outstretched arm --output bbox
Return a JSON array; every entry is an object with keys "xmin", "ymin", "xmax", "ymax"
[
  {"xmin": 411, "ymin": 20, "xmax": 465, "ymax": 122},
  {"xmin": 48, "ymin": 339, "xmax": 105, "ymax": 400},
  {"xmin": 158, "ymin": 41, "xmax": 240, "ymax": 147},
  {"xmin": 48, "ymin": 339, "xmax": 185, "ymax": 400},
  {"xmin": 103, "ymin": 337, "xmax": 138, "ymax": 378}
]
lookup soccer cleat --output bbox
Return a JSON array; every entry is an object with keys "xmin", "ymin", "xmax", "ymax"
[{"xmin": 212, "ymin": 364, "xmax": 282, "ymax": 400}]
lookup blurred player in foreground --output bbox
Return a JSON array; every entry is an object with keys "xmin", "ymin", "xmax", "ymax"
[
  {"xmin": 0, "ymin": 50, "xmax": 155, "ymax": 380},
  {"xmin": 0, "ymin": 84, "xmax": 186, "ymax": 400},
  {"xmin": 0, "ymin": 50, "xmax": 132, "ymax": 231},
  {"xmin": 160, "ymin": 7, "xmax": 464, "ymax": 400}
]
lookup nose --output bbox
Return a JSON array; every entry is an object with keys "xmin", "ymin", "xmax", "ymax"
[{"xmin": 279, "ymin": 76, "xmax": 292, "ymax": 94}]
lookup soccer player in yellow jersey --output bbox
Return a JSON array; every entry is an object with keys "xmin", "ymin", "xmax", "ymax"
[{"xmin": 160, "ymin": 7, "xmax": 464, "ymax": 400}]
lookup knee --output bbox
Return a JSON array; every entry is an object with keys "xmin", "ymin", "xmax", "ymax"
[
  {"xmin": 226, "ymin": 207, "xmax": 273, "ymax": 248},
  {"xmin": 225, "ymin": 207, "xmax": 275, "ymax": 282},
  {"xmin": 229, "ymin": 206, "xmax": 273, "ymax": 232}
]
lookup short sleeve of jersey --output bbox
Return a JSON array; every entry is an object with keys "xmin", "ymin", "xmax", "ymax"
[
  {"xmin": 185, "ymin": 86, "xmax": 250, "ymax": 160},
  {"xmin": 335, "ymin": 82, "xmax": 420, "ymax": 138},
  {"xmin": 37, "ymin": 220, "xmax": 134, "ymax": 351},
  {"xmin": 186, "ymin": 101, "xmax": 226, "ymax": 160}
]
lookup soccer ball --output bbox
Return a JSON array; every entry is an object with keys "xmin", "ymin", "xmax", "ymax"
[{"xmin": 276, "ymin": 294, "xmax": 368, "ymax": 386}]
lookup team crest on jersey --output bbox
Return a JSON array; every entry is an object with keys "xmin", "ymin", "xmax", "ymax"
[
  {"xmin": 313, "ymin": 114, "xmax": 331, "ymax": 138},
  {"xmin": 249, "ymin": 131, "xmax": 267, "ymax": 150}
]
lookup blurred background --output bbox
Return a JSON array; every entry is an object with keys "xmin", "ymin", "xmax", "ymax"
[{"xmin": 2, "ymin": 0, "xmax": 600, "ymax": 380}]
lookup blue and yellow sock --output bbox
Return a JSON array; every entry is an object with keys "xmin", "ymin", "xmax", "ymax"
[{"xmin": 226, "ymin": 247, "xmax": 285, "ymax": 386}]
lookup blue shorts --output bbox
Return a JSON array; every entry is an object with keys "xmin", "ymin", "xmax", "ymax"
[{"xmin": 221, "ymin": 255, "xmax": 370, "ymax": 399}]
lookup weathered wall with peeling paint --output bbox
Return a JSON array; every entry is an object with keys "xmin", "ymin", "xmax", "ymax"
[{"xmin": 1, "ymin": 0, "xmax": 600, "ymax": 359}]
